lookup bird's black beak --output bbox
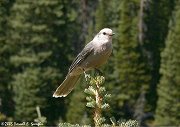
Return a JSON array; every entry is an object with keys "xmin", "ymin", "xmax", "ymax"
[{"xmin": 109, "ymin": 33, "xmax": 115, "ymax": 36}]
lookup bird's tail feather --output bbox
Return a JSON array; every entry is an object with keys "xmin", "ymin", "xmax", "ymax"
[{"xmin": 53, "ymin": 75, "xmax": 80, "ymax": 97}]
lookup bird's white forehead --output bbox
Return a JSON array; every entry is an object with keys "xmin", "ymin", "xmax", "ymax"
[{"xmin": 99, "ymin": 28, "xmax": 113, "ymax": 34}]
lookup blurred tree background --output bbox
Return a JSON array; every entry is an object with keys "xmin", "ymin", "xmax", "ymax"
[{"xmin": 0, "ymin": 0, "xmax": 179, "ymax": 126}]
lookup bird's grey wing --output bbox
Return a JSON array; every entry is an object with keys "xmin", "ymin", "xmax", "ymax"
[{"xmin": 68, "ymin": 42, "xmax": 94, "ymax": 73}]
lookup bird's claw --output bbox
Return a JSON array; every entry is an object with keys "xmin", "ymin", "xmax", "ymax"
[{"xmin": 95, "ymin": 68, "xmax": 104, "ymax": 76}]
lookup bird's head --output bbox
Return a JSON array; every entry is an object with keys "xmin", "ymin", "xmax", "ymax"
[{"xmin": 94, "ymin": 28, "xmax": 115, "ymax": 42}]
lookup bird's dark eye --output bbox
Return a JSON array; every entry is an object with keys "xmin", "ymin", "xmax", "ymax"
[{"xmin": 103, "ymin": 32, "xmax": 106, "ymax": 35}]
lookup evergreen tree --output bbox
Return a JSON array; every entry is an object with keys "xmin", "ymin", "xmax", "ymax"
[
  {"xmin": 6, "ymin": 0, "xmax": 79, "ymax": 123},
  {"xmin": 95, "ymin": 0, "xmax": 108, "ymax": 31},
  {"xmin": 131, "ymin": 0, "xmax": 176, "ymax": 123},
  {"xmin": 0, "ymin": 0, "xmax": 14, "ymax": 117},
  {"xmin": 12, "ymin": 68, "xmax": 46, "ymax": 121},
  {"xmin": 155, "ymin": 1, "xmax": 180, "ymax": 125},
  {"xmin": 144, "ymin": 0, "xmax": 175, "ymax": 112},
  {"xmin": 113, "ymin": 0, "xmax": 150, "ymax": 120},
  {"xmin": 95, "ymin": 0, "xmax": 120, "ymax": 32}
]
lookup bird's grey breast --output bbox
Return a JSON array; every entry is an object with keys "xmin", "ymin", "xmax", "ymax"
[
  {"xmin": 85, "ymin": 40, "xmax": 112, "ymax": 68},
  {"xmin": 94, "ymin": 40, "xmax": 112, "ymax": 54}
]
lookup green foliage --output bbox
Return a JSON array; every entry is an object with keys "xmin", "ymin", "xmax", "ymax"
[
  {"xmin": 6, "ymin": 0, "xmax": 80, "ymax": 124},
  {"xmin": 13, "ymin": 68, "xmax": 45, "ymax": 121},
  {"xmin": 84, "ymin": 74, "xmax": 111, "ymax": 126},
  {"xmin": 155, "ymin": 1, "xmax": 180, "ymax": 125},
  {"xmin": 0, "ymin": 0, "xmax": 179, "ymax": 126},
  {"xmin": 34, "ymin": 106, "xmax": 47, "ymax": 125},
  {"xmin": 145, "ymin": 0, "xmax": 176, "ymax": 112},
  {"xmin": 95, "ymin": 0, "xmax": 120, "ymax": 31},
  {"xmin": 0, "ymin": 112, "xmax": 13, "ymax": 122},
  {"xmin": 58, "ymin": 120, "xmax": 139, "ymax": 127},
  {"xmin": 66, "ymin": 77, "xmax": 90, "ymax": 125},
  {"xmin": 0, "ymin": 0, "xmax": 14, "ymax": 117},
  {"xmin": 112, "ymin": 0, "xmax": 150, "ymax": 120},
  {"xmin": 67, "ymin": 74, "xmax": 139, "ymax": 127},
  {"xmin": 95, "ymin": 0, "xmax": 108, "ymax": 31}
]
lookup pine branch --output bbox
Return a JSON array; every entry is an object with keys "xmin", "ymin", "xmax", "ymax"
[
  {"xmin": 84, "ymin": 74, "xmax": 111, "ymax": 127},
  {"xmin": 58, "ymin": 73, "xmax": 139, "ymax": 127}
]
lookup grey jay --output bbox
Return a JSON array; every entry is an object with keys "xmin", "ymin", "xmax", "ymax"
[{"xmin": 53, "ymin": 28, "xmax": 114, "ymax": 97}]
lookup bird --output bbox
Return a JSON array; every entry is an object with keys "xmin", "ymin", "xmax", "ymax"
[{"xmin": 53, "ymin": 28, "xmax": 115, "ymax": 98}]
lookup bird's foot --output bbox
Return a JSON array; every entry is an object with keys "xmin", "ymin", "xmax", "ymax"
[{"xmin": 95, "ymin": 68, "xmax": 104, "ymax": 76}]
